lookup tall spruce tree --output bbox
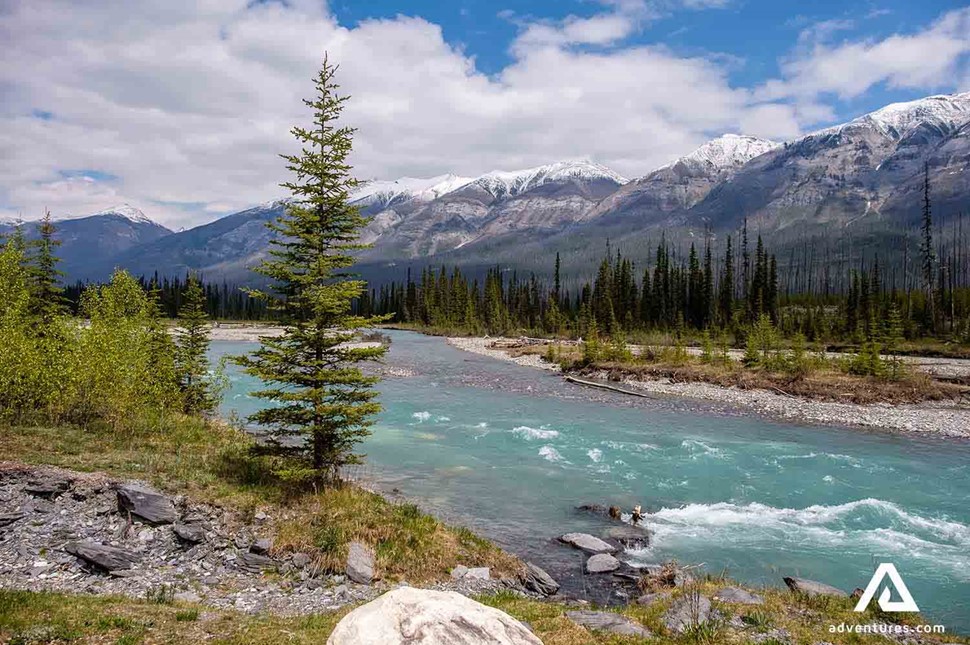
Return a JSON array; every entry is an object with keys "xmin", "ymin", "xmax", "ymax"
[
  {"xmin": 28, "ymin": 211, "xmax": 68, "ymax": 324},
  {"xmin": 237, "ymin": 56, "xmax": 387, "ymax": 481},
  {"xmin": 176, "ymin": 274, "xmax": 216, "ymax": 415}
]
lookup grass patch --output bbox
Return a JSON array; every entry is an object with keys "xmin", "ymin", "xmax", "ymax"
[{"xmin": 0, "ymin": 418, "xmax": 520, "ymax": 583}]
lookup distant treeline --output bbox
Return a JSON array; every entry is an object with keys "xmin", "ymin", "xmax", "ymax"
[
  {"xmin": 360, "ymin": 218, "xmax": 970, "ymax": 343},
  {"xmin": 64, "ymin": 273, "xmax": 273, "ymax": 321}
]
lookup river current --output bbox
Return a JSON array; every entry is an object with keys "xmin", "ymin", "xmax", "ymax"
[{"xmin": 213, "ymin": 330, "xmax": 970, "ymax": 629}]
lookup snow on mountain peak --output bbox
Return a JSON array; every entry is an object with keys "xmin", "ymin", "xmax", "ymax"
[
  {"xmin": 671, "ymin": 134, "xmax": 780, "ymax": 173},
  {"xmin": 860, "ymin": 92, "xmax": 970, "ymax": 137},
  {"xmin": 351, "ymin": 174, "xmax": 473, "ymax": 206},
  {"xmin": 89, "ymin": 204, "xmax": 155, "ymax": 225},
  {"xmin": 473, "ymin": 160, "xmax": 628, "ymax": 198}
]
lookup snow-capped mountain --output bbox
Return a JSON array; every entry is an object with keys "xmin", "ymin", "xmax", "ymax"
[
  {"xmin": 815, "ymin": 92, "xmax": 970, "ymax": 141},
  {"xmin": 467, "ymin": 160, "xmax": 627, "ymax": 200},
  {"xmin": 587, "ymin": 134, "xmax": 779, "ymax": 222},
  {"xmin": 0, "ymin": 203, "xmax": 173, "ymax": 280},
  {"xmin": 351, "ymin": 174, "xmax": 473, "ymax": 208}
]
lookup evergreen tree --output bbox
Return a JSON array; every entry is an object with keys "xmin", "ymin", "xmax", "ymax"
[
  {"xmin": 176, "ymin": 274, "xmax": 217, "ymax": 415},
  {"xmin": 28, "ymin": 211, "xmax": 68, "ymax": 325},
  {"xmin": 237, "ymin": 56, "xmax": 387, "ymax": 481}
]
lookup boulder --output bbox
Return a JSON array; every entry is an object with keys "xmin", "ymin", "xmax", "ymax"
[
  {"xmin": 238, "ymin": 552, "xmax": 277, "ymax": 573},
  {"xmin": 250, "ymin": 538, "xmax": 273, "ymax": 555},
  {"xmin": 663, "ymin": 594, "xmax": 712, "ymax": 634},
  {"xmin": 465, "ymin": 567, "xmax": 490, "ymax": 580},
  {"xmin": 117, "ymin": 483, "xmax": 177, "ymax": 525},
  {"xmin": 558, "ymin": 532, "xmax": 617, "ymax": 554},
  {"xmin": 450, "ymin": 565, "xmax": 469, "ymax": 579},
  {"xmin": 65, "ymin": 541, "xmax": 139, "ymax": 572},
  {"xmin": 173, "ymin": 523, "xmax": 204, "ymax": 544},
  {"xmin": 565, "ymin": 610, "xmax": 653, "ymax": 638},
  {"xmin": 327, "ymin": 587, "xmax": 541, "ymax": 644},
  {"xmin": 585, "ymin": 553, "xmax": 620, "ymax": 574},
  {"xmin": 602, "ymin": 525, "xmax": 649, "ymax": 549},
  {"xmin": 521, "ymin": 562, "xmax": 559, "ymax": 596},
  {"xmin": 346, "ymin": 541, "xmax": 375, "ymax": 584},
  {"xmin": 714, "ymin": 586, "xmax": 764, "ymax": 605},
  {"xmin": 783, "ymin": 577, "xmax": 847, "ymax": 598}
]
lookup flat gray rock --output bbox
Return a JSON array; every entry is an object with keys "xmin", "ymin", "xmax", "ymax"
[
  {"xmin": 65, "ymin": 540, "xmax": 139, "ymax": 572},
  {"xmin": 521, "ymin": 562, "xmax": 559, "ymax": 596},
  {"xmin": 585, "ymin": 553, "xmax": 620, "ymax": 574},
  {"xmin": 450, "ymin": 565, "xmax": 469, "ymax": 579},
  {"xmin": 25, "ymin": 478, "xmax": 71, "ymax": 499},
  {"xmin": 250, "ymin": 538, "xmax": 272, "ymax": 555},
  {"xmin": 464, "ymin": 566, "xmax": 490, "ymax": 580},
  {"xmin": 559, "ymin": 532, "xmax": 617, "ymax": 554},
  {"xmin": 566, "ymin": 610, "xmax": 652, "ymax": 638},
  {"xmin": 117, "ymin": 483, "xmax": 177, "ymax": 525},
  {"xmin": 238, "ymin": 552, "xmax": 277, "ymax": 573},
  {"xmin": 291, "ymin": 552, "xmax": 312, "ymax": 569},
  {"xmin": 714, "ymin": 586, "xmax": 764, "ymax": 605},
  {"xmin": 346, "ymin": 541, "xmax": 375, "ymax": 584},
  {"xmin": 663, "ymin": 594, "xmax": 712, "ymax": 633},
  {"xmin": 783, "ymin": 577, "xmax": 847, "ymax": 597}
]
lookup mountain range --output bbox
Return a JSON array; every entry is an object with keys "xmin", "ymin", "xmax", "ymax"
[{"xmin": 4, "ymin": 91, "xmax": 969, "ymax": 285}]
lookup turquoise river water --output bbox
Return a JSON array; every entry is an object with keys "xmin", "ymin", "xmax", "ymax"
[{"xmin": 213, "ymin": 330, "xmax": 970, "ymax": 630}]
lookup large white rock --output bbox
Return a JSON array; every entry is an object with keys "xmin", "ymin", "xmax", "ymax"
[
  {"xmin": 327, "ymin": 587, "xmax": 541, "ymax": 645},
  {"xmin": 558, "ymin": 532, "xmax": 617, "ymax": 554}
]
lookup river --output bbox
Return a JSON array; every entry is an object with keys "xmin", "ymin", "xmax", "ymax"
[{"xmin": 213, "ymin": 329, "xmax": 970, "ymax": 630}]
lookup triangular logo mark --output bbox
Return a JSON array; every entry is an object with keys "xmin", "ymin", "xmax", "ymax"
[{"xmin": 854, "ymin": 563, "xmax": 920, "ymax": 613}]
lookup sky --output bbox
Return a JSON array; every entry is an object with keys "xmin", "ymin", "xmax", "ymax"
[{"xmin": 1, "ymin": 0, "xmax": 968, "ymax": 229}]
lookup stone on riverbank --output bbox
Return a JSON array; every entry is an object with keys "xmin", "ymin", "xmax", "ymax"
[
  {"xmin": 565, "ymin": 610, "xmax": 652, "ymax": 638},
  {"xmin": 714, "ymin": 586, "xmax": 764, "ymax": 605},
  {"xmin": 663, "ymin": 593, "xmax": 713, "ymax": 633},
  {"xmin": 559, "ymin": 532, "xmax": 617, "ymax": 554},
  {"xmin": 238, "ymin": 552, "xmax": 276, "ymax": 573},
  {"xmin": 327, "ymin": 587, "xmax": 542, "ymax": 645},
  {"xmin": 783, "ymin": 577, "xmax": 847, "ymax": 597},
  {"xmin": 117, "ymin": 483, "xmax": 178, "ymax": 525},
  {"xmin": 65, "ymin": 541, "xmax": 139, "ymax": 573},
  {"xmin": 25, "ymin": 477, "xmax": 72, "ymax": 499},
  {"xmin": 585, "ymin": 553, "xmax": 620, "ymax": 574},
  {"xmin": 521, "ymin": 562, "xmax": 559, "ymax": 596},
  {"xmin": 172, "ymin": 522, "xmax": 204, "ymax": 544},
  {"xmin": 346, "ymin": 541, "xmax": 375, "ymax": 584}
]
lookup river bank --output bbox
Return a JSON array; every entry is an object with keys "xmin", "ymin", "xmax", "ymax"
[{"xmin": 446, "ymin": 336, "xmax": 970, "ymax": 437}]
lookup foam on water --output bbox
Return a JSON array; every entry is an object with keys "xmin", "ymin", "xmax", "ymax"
[
  {"xmin": 412, "ymin": 411, "xmax": 431, "ymax": 422},
  {"xmin": 513, "ymin": 425, "xmax": 560, "ymax": 440},
  {"xmin": 538, "ymin": 445, "xmax": 567, "ymax": 463}
]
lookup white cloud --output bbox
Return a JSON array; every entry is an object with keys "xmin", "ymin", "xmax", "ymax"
[
  {"xmin": 0, "ymin": 1, "xmax": 966, "ymax": 228},
  {"xmin": 761, "ymin": 8, "xmax": 970, "ymax": 101}
]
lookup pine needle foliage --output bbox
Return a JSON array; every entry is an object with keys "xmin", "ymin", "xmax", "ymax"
[
  {"xmin": 176, "ymin": 274, "xmax": 218, "ymax": 415},
  {"xmin": 236, "ymin": 56, "xmax": 388, "ymax": 482}
]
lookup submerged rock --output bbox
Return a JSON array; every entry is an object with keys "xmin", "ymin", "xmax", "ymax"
[
  {"xmin": 327, "ymin": 587, "xmax": 541, "ymax": 644},
  {"xmin": 346, "ymin": 541, "xmax": 375, "ymax": 584},
  {"xmin": 521, "ymin": 562, "xmax": 559, "ymax": 596},
  {"xmin": 783, "ymin": 577, "xmax": 847, "ymax": 597},
  {"xmin": 117, "ymin": 483, "xmax": 178, "ymax": 525},
  {"xmin": 558, "ymin": 532, "xmax": 617, "ymax": 554},
  {"xmin": 585, "ymin": 553, "xmax": 620, "ymax": 574},
  {"xmin": 565, "ymin": 610, "xmax": 652, "ymax": 638},
  {"xmin": 65, "ymin": 540, "xmax": 139, "ymax": 573},
  {"xmin": 602, "ymin": 525, "xmax": 649, "ymax": 549}
]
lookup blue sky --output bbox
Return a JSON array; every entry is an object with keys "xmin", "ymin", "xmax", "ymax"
[{"xmin": 1, "ymin": 0, "xmax": 968, "ymax": 226}]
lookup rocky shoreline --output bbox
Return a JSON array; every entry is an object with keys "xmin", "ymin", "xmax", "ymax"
[
  {"xmin": 446, "ymin": 336, "xmax": 970, "ymax": 437},
  {"xmin": 0, "ymin": 463, "xmax": 516, "ymax": 616}
]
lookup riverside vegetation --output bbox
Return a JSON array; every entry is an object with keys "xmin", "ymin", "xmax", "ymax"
[{"xmin": 2, "ymin": 61, "xmax": 968, "ymax": 644}]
